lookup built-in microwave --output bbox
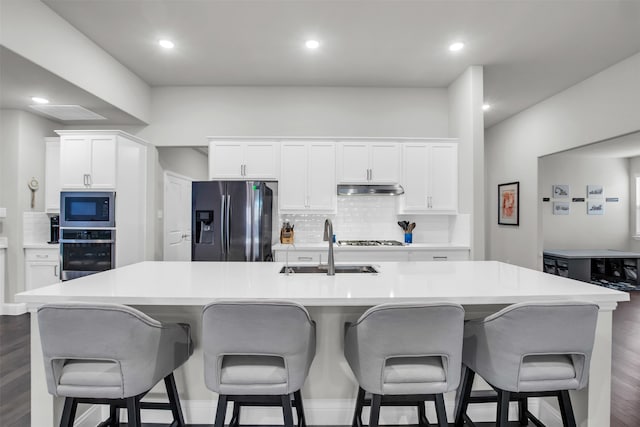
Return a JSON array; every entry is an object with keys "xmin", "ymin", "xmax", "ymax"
[{"xmin": 60, "ymin": 191, "xmax": 115, "ymax": 228}]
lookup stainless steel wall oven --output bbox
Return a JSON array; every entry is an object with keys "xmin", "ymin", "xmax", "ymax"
[{"xmin": 59, "ymin": 229, "xmax": 115, "ymax": 281}]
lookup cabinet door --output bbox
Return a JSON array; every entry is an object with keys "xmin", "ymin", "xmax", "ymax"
[
  {"xmin": 429, "ymin": 143, "xmax": 458, "ymax": 212},
  {"xmin": 400, "ymin": 144, "xmax": 429, "ymax": 211},
  {"xmin": 209, "ymin": 142, "xmax": 244, "ymax": 179},
  {"xmin": 338, "ymin": 142, "xmax": 369, "ymax": 183},
  {"xmin": 25, "ymin": 262, "xmax": 59, "ymax": 290},
  {"xmin": 244, "ymin": 142, "xmax": 279, "ymax": 179},
  {"xmin": 369, "ymin": 142, "xmax": 400, "ymax": 183},
  {"xmin": 60, "ymin": 137, "xmax": 91, "ymax": 189},
  {"xmin": 89, "ymin": 136, "xmax": 117, "ymax": 189},
  {"xmin": 307, "ymin": 143, "xmax": 336, "ymax": 212},
  {"xmin": 279, "ymin": 143, "xmax": 308, "ymax": 211},
  {"xmin": 45, "ymin": 138, "xmax": 60, "ymax": 212}
]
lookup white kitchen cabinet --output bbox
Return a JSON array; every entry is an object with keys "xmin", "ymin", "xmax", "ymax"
[
  {"xmin": 60, "ymin": 135, "xmax": 116, "ymax": 189},
  {"xmin": 399, "ymin": 142, "xmax": 458, "ymax": 213},
  {"xmin": 44, "ymin": 137, "xmax": 60, "ymax": 213},
  {"xmin": 337, "ymin": 141, "xmax": 400, "ymax": 184},
  {"xmin": 408, "ymin": 249, "xmax": 470, "ymax": 261},
  {"xmin": 209, "ymin": 140, "xmax": 279, "ymax": 180},
  {"xmin": 280, "ymin": 141, "xmax": 336, "ymax": 213},
  {"xmin": 24, "ymin": 248, "xmax": 59, "ymax": 290}
]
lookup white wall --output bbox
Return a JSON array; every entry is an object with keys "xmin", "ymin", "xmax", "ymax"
[
  {"xmin": 631, "ymin": 156, "xmax": 640, "ymax": 252},
  {"xmin": 486, "ymin": 53, "xmax": 640, "ymax": 269},
  {"xmin": 138, "ymin": 86, "xmax": 450, "ymax": 146},
  {"xmin": 448, "ymin": 66, "xmax": 484, "ymax": 259},
  {"xmin": 540, "ymin": 155, "xmax": 629, "ymax": 250},
  {"xmin": 0, "ymin": 109, "xmax": 58, "ymax": 302},
  {"xmin": 157, "ymin": 147, "xmax": 209, "ymax": 180},
  {"xmin": 0, "ymin": 0, "xmax": 150, "ymax": 123}
]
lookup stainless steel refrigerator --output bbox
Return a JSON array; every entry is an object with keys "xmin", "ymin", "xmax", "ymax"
[{"xmin": 192, "ymin": 181, "xmax": 274, "ymax": 261}]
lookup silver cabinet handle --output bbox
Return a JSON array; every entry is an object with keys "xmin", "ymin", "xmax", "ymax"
[
  {"xmin": 433, "ymin": 256, "xmax": 448, "ymax": 261},
  {"xmin": 54, "ymin": 265, "xmax": 59, "ymax": 277},
  {"xmin": 369, "ymin": 168, "xmax": 373, "ymax": 181},
  {"xmin": 298, "ymin": 256, "xmax": 313, "ymax": 261},
  {"xmin": 87, "ymin": 174, "xmax": 92, "ymax": 186},
  {"xmin": 36, "ymin": 254, "xmax": 49, "ymax": 259}
]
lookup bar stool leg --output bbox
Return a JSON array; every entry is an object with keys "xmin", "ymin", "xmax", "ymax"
[
  {"xmin": 229, "ymin": 401, "xmax": 241, "ymax": 427},
  {"xmin": 126, "ymin": 396, "xmax": 142, "ymax": 427},
  {"xmin": 293, "ymin": 389, "xmax": 307, "ymax": 427},
  {"xmin": 59, "ymin": 397, "xmax": 78, "ymax": 427},
  {"xmin": 214, "ymin": 395, "xmax": 228, "ymax": 427},
  {"xmin": 282, "ymin": 394, "xmax": 295, "ymax": 427},
  {"xmin": 496, "ymin": 389, "xmax": 510, "ymax": 427},
  {"xmin": 518, "ymin": 397, "xmax": 528, "ymax": 425},
  {"xmin": 369, "ymin": 394, "xmax": 382, "ymax": 427},
  {"xmin": 454, "ymin": 366, "xmax": 475, "ymax": 427},
  {"xmin": 558, "ymin": 390, "xmax": 577, "ymax": 427},
  {"xmin": 417, "ymin": 400, "xmax": 429, "ymax": 426},
  {"xmin": 352, "ymin": 387, "xmax": 366, "ymax": 427},
  {"xmin": 434, "ymin": 394, "xmax": 448, "ymax": 427},
  {"xmin": 109, "ymin": 404, "xmax": 120, "ymax": 427},
  {"xmin": 164, "ymin": 373, "xmax": 186, "ymax": 426}
]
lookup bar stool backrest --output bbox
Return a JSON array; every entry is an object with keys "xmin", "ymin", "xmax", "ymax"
[
  {"xmin": 344, "ymin": 303, "xmax": 465, "ymax": 394},
  {"xmin": 202, "ymin": 300, "xmax": 316, "ymax": 394}
]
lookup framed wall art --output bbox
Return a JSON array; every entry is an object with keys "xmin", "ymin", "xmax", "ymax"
[
  {"xmin": 498, "ymin": 181, "xmax": 519, "ymax": 226},
  {"xmin": 553, "ymin": 184, "xmax": 570, "ymax": 198},
  {"xmin": 587, "ymin": 185, "xmax": 604, "ymax": 199},
  {"xmin": 553, "ymin": 202, "xmax": 570, "ymax": 215}
]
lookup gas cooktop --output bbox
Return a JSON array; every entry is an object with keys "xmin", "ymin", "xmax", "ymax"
[{"xmin": 338, "ymin": 240, "xmax": 404, "ymax": 247}]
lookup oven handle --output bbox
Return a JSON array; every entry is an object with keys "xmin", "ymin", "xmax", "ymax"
[{"xmin": 59, "ymin": 239, "xmax": 115, "ymax": 244}]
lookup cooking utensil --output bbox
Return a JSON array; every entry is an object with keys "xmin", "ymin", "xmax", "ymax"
[
  {"xmin": 407, "ymin": 222, "xmax": 416, "ymax": 232},
  {"xmin": 397, "ymin": 221, "xmax": 409, "ymax": 231}
]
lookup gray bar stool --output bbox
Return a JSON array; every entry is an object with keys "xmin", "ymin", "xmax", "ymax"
[
  {"xmin": 454, "ymin": 301, "xmax": 599, "ymax": 427},
  {"xmin": 38, "ymin": 302, "xmax": 193, "ymax": 427},
  {"xmin": 202, "ymin": 300, "xmax": 316, "ymax": 427},
  {"xmin": 344, "ymin": 303, "xmax": 465, "ymax": 427}
]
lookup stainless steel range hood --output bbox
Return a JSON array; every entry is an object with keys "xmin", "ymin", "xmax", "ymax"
[{"xmin": 337, "ymin": 184, "xmax": 404, "ymax": 196}]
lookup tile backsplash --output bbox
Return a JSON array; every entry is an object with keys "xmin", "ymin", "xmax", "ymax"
[
  {"xmin": 23, "ymin": 212, "xmax": 50, "ymax": 244},
  {"xmin": 279, "ymin": 197, "xmax": 460, "ymax": 244}
]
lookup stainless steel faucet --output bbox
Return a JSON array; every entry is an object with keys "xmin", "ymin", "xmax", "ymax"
[{"xmin": 323, "ymin": 219, "xmax": 335, "ymax": 276}]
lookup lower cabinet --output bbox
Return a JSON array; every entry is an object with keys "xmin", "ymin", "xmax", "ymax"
[
  {"xmin": 25, "ymin": 248, "xmax": 60, "ymax": 290},
  {"xmin": 273, "ymin": 247, "xmax": 470, "ymax": 263}
]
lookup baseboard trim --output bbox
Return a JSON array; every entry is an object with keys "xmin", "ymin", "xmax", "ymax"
[
  {"xmin": 110, "ymin": 396, "xmax": 545, "ymax": 425},
  {"xmin": 0, "ymin": 302, "xmax": 27, "ymax": 315}
]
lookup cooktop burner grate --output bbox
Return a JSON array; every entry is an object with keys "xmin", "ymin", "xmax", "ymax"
[{"xmin": 338, "ymin": 240, "xmax": 404, "ymax": 246}]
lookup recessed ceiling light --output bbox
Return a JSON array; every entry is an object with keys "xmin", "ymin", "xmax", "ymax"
[
  {"xmin": 158, "ymin": 39, "xmax": 175, "ymax": 49},
  {"xmin": 305, "ymin": 40, "xmax": 320, "ymax": 49},
  {"xmin": 482, "ymin": 103, "xmax": 491, "ymax": 111},
  {"xmin": 31, "ymin": 96, "xmax": 49, "ymax": 104},
  {"xmin": 449, "ymin": 42, "xmax": 465, "ymax": 52}
]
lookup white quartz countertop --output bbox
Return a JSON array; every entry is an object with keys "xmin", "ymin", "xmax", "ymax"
[
  {"xmin": 16, "ymin": 261, "xmax": 628, "ymax": 307},
  {"xmin": 272, "ymin": 243, "xmax": 470, "ymax": 251}
]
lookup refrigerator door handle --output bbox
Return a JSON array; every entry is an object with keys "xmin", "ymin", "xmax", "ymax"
[
  {"xmin": 226, "ymin": 194, "xmax": 231, "ymax": 255},
  {"xmin": 220, "ymin": 195, "xmax": 226, "ymax": 255}
]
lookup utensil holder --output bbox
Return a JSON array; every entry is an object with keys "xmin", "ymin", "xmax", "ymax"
[{"xmin": 404, "ymin": 233, "xmax": 413, "ymax": 244}]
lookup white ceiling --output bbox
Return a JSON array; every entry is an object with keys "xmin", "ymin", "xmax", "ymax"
[{"xmin": 5, "ymin": 0, "xmax": 640, "ymax": 128}]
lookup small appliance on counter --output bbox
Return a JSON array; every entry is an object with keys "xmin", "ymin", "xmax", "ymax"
[
  {"xmin": 49, "ymin": 215, "xmax": 59, "ymax": 244},
  {"xmin": 280, "ymin": 221, "xmax": 294, "ymax": 244}
]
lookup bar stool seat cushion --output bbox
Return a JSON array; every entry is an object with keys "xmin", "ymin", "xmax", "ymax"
[
  {"xmin": 59, "ymin": 359, "xmax": 122, "ymax": 396},
  {"xmin": 383, "ymin": 356, "xmax": 446, "ymax": 384},
  {"xmin": 221, "ymin": 355, "xmax": 287, "ymax": 385},
  {"xmin": 520, "ymin": 354, "xmax": 576, "ymax": 382}
]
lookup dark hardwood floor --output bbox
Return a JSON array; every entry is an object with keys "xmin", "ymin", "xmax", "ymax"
[{"xmin": 1, "ymin": 294, "xmax": 638, "ymax": 426}]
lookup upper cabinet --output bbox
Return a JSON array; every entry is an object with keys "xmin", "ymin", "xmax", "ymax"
[
  {"xmin": 337, "ymin": 141, "xmax": 400, "ymax": 184},
  {"xmin": 60, "ymin": 135, "xmax": 116, "ymax": 189},
  {"xmin": 399, "ymin": 141, "xmax": 458, "ymax": 214},
  {"xmin": 280, "ymin": 141, "xmax": 336, "ymax": 213},
  {"xmin": 44, "ymin": 137, "xmax": 60, "ymax": 213},
  {"xmin": 209, "ymin": 140, "xmax": 279, "ymax": 180}
]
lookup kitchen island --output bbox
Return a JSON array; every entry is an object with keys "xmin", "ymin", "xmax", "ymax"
[{"xmin": 17, "ymin": 261, "xmax": 629, "ymax": 426}]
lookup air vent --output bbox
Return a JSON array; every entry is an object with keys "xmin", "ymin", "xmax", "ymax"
[{"xmin": 29, "ymin": 105, "xmax": 107, "ymax": 121}]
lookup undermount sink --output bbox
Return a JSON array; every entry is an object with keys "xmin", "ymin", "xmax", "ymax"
[{"xmin": 280, "ymin": 265, "xmax": 379, "ymax": 274}]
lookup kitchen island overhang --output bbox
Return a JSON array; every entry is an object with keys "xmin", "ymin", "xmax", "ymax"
[{"xmin": 17, "ymin": 261, "xmax": 629, "ymax": 426}]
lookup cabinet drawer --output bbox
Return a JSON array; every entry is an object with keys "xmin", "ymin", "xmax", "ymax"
[
  {"xmin": 408, "ymin": 250, "xmax": 470, "ymax": 261},
  {"xmin": 25, "ymin": 248, "xmax": 59, "ymax": 261},
  {"xmin": 274, "ymin": 251, "xmax": 322, "ymax": 263}
]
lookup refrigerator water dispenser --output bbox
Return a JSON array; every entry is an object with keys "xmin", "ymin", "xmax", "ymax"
[{"xmin": 196, "ymin": 210, "xmax": 214, "ymax": 244}]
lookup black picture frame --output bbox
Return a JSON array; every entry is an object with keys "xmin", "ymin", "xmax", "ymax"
[{"xmin": 498, "ymin": 181, "xmax": 519, "ymax": 226}]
